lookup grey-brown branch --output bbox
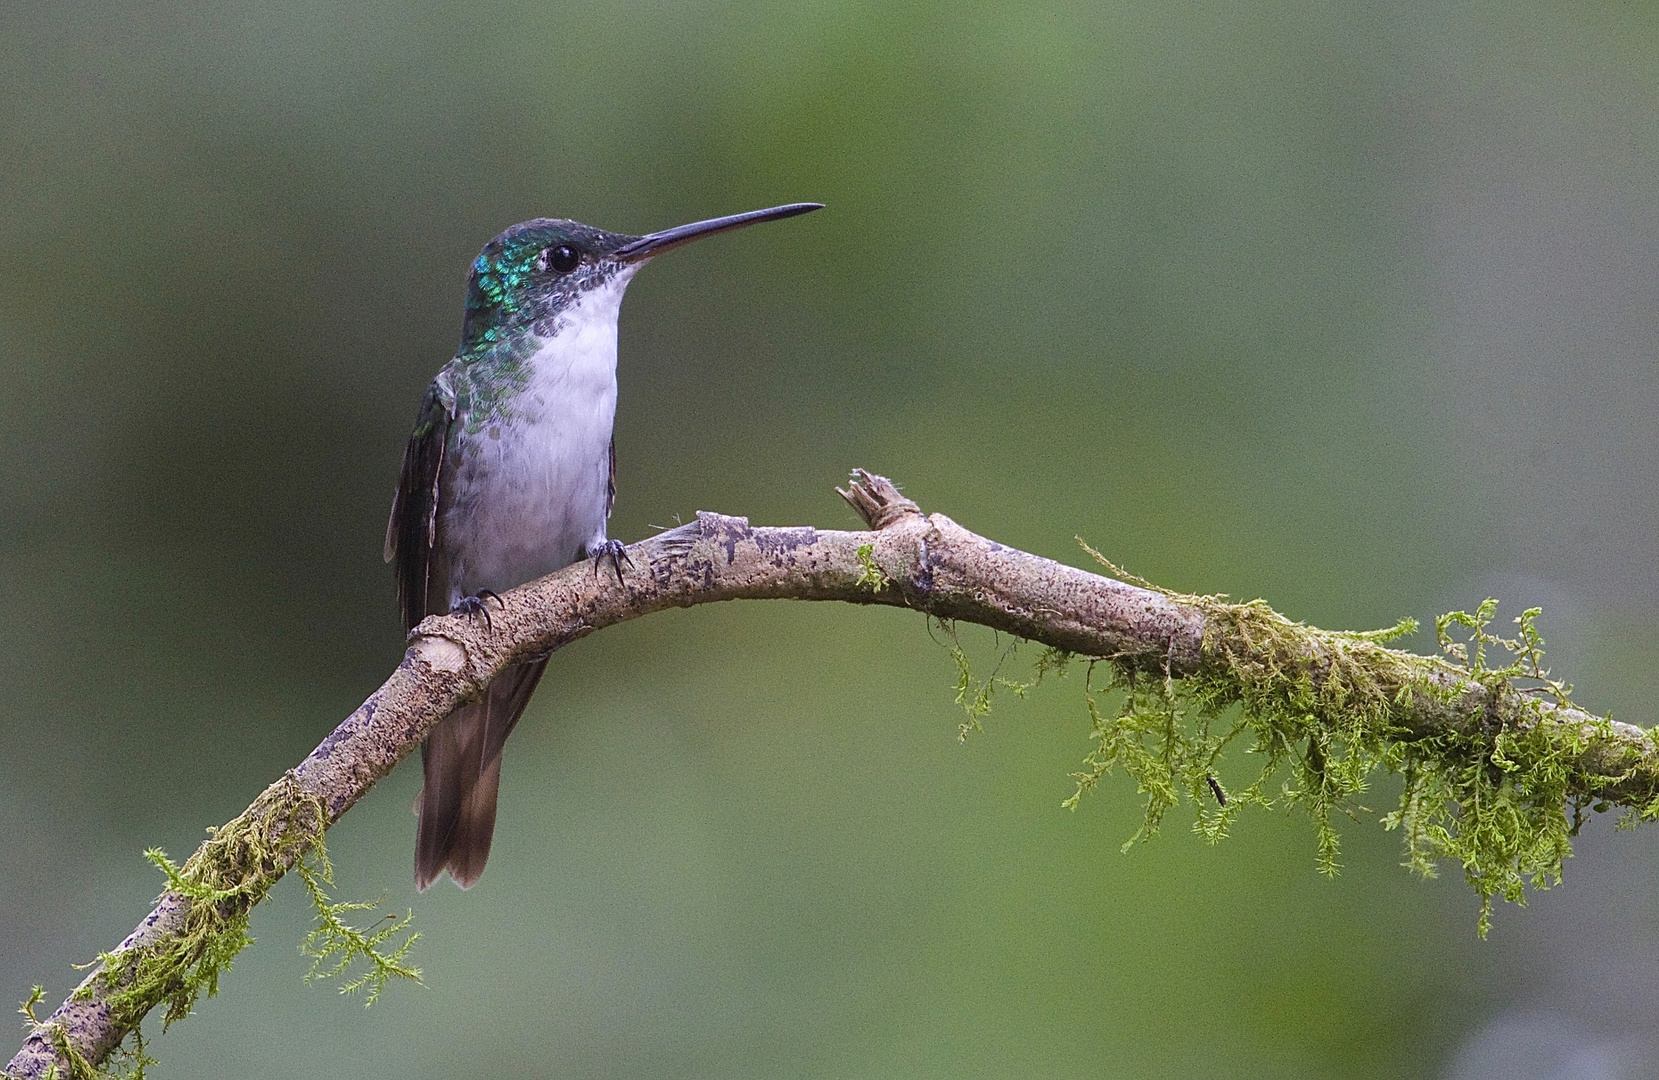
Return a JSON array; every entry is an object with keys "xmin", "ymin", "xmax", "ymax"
[{"xmin": 10, "ymin": 470, "xmax": 1657, "ymax": 1078}]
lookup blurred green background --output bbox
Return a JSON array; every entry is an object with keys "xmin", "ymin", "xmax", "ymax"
[{"xmin": 5, "ymin": 1, "xmax": 1659, "ymax": 1076}]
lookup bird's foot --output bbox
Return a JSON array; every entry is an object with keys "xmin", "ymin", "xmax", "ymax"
[
  {"xmin": 588, "ymin": 539, "xmax": 632, "ymax": 585},
  {"xmin": 450, "ymin": 590, "xmax": 503, "ymax": 631}
]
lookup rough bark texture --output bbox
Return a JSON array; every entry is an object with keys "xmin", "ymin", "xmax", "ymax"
[{"xmin": 9, "ymin": 470, "xmax": 1656, "ymax": 1078}]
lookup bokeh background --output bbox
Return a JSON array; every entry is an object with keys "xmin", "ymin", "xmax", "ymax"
[{"xmin": 5, "ymin": 1, "xmax": 1659, "ymax": 1077}]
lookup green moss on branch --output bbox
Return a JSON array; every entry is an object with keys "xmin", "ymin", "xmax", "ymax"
[
  {"xmin": 50, "ymin": 774, "xmax": 418, "ymax": 1077},
  {"xmin": 1024, "ymin": 548, "xmax": 1659, "ymax": 935},
  {"xmin": 78, "ymin": 775, "xmax": 325, "ymax": 1037}
]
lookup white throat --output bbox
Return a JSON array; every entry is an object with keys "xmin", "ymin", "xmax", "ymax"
[{"xmin": 540, "ymin": 265, "xmax": 639, "ymax": 380}]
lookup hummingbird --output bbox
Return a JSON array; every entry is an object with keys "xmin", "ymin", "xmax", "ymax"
[{"xmin": 386, "ymin": 202, "xmax": 822, "ymax": 890}]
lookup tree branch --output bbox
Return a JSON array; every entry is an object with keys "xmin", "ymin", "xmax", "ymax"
[{"xmin": 11, "ymin": 469, "xmax": 1658, "ymax": 1077}]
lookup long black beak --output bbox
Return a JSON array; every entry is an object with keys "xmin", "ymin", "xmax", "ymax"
[{"xmin": 612, "ymin": 202, "xmax": 823, "ymax": 263}]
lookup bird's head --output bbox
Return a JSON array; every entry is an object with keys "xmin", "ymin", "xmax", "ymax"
[{"xmin": 459, "ymin": 203, "xmax": 822, "ymax": 354}]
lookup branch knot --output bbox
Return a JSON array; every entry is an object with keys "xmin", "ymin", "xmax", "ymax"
[{"xmin": 837, "ymin": 469, "xmax": 921, "ymax": 530}]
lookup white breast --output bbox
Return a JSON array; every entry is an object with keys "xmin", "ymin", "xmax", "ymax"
[{"xmin": 441, "ymin": 269, "xmax": 637, "ymax": 603}]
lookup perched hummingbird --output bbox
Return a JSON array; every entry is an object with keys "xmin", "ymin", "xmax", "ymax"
[{"xmin": 386, "ymin": 202, "xmax": 822, "ymax": 890}]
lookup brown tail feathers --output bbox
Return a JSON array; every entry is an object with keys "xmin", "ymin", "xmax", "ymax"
[{"xmin": 414, "ymin": 659, "xmax": 548, "ymax": 889}]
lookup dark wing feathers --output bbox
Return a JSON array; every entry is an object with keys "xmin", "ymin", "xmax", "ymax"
[
  {"xmin": 385, "ymin": 377, "xmax": 457, "ymax": 630},
  {"xmin": 606, "ymin": 436, "xmax": 616, "ymax": 519}
]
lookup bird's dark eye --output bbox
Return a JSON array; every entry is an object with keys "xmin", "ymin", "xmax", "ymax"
[{"xmin": 545, "ymin": 245, "xmax": 581, "ymax": 274}]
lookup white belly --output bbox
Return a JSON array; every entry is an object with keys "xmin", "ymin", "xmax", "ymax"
[{"xmin": 438, "ymin": 278, "xmax": 631, "ymax": 604}]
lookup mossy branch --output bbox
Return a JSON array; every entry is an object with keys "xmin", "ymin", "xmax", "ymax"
[{"xmin": 11, "ymin": 468, "xmax": 1659, "ymax": 1077}]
